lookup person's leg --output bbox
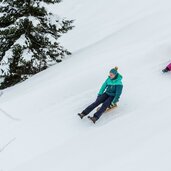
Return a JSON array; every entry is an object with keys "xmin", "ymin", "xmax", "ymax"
[
  {"xmin": 93, "ymin": 96, "xmax": 114, "ymax": 119},
  {"xmin": 82, "ymin": 93, "xmax": 108, "ymax": 116},
  {"xmin": 167, "ymin": 63, "xmax": 171, "ymax": 71}
]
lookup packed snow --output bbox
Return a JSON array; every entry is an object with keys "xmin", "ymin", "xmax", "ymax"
[{"xmin": 0, "ymin": 0, "xmax": 171, "ymax": 171}]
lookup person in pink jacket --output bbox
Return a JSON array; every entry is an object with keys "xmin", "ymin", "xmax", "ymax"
[{"xmin": 162, "ymin": 63, "xmax": 171, "ymax": 73}]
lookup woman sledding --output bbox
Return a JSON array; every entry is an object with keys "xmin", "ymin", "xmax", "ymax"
[{"xmin": 78, "ymin": 67, "xmax": 123, "ymax": 124}]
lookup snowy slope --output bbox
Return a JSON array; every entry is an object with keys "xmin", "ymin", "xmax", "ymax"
[{"xmin": 1, "ymin": 0, "xmax": 171, "ymax": 171}]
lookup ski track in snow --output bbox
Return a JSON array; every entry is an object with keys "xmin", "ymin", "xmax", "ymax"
[
  {"xmin": 0, "ymin": 138, "xmax": 16, "ymax": 153},
  {"xmin": 0, "ymin": 108, "xmax": 21, "ymax": 121}
]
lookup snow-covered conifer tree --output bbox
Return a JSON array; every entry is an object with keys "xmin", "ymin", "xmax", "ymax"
[{"xmin": 0, "ymin": 0, "xmax": 73, "ymax": 89}]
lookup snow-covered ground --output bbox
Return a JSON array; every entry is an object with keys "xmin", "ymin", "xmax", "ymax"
[{"xmin": 1, "ymin": 0, "xmax": 171, "ymax": 170}]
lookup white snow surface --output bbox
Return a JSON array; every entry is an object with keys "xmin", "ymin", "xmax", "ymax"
[{"xmin": 1, "ymin": 0, "xmax": 171, "ymax": 171}]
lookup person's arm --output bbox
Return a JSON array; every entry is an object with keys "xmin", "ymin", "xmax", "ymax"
[
  {"xmin": 98, "ymin": 79, "xmax": 108, "ymax": 95},
  {"xmin": 112, "ymin": 85, "xmax": 123, "ymax": 104}
]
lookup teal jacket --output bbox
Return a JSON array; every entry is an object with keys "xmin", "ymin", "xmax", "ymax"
[{"xmin": 98, "ymin": 73, "xmax": 123, "ymax": 104}]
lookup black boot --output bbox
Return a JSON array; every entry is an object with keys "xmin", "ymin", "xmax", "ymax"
[
  {"xmin": 162, "ymin": 67, "xmax": 169, "ymax": 73},
  {"xmin": 88, "ymin": 116, "xmax": 98, "ymax": 124},
  {"xmin": 78, "ymin": 113, "xmax": 86, "ymax": 119}
]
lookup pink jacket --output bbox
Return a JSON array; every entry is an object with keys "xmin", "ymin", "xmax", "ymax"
[{"xmin": 167, "ymin": 63, "xmax": 171, "ymax": 70}]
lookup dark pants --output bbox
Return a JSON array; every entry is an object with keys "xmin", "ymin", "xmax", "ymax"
[{"xmin": 82, "ymin": 93, "xmax": 114, "ymax": 119}]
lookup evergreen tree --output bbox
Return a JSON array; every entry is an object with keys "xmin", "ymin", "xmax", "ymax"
[{"xmin": 0, "ymin": 0, "xmax": 73, "ymax": 89}]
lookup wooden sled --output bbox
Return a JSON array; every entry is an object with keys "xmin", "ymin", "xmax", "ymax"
[{"xmin": 96, "ymin": 104, "xmax": 118, "ymax": 113}]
